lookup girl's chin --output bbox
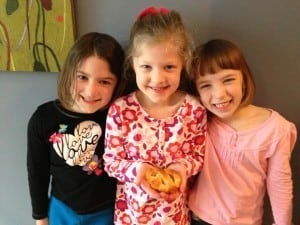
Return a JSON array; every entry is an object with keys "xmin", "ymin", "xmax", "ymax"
[
  {"xmin": 72, "ymin": 104, "xmax": 100, "ymax": 114},
  {"xmin": 209, "ymin": 107, "xmax": 232, "ymax": 118},
  {"xmin": 81, "ymin": 104, "xmax": 102, "ymax": 113}
]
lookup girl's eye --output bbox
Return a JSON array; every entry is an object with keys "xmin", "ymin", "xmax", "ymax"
[
  {"xmin": 141, "ymin": 65, "xmax": 151, "ymax": 70},
  {"xmin": 224, "ymin": 78, "xmax": 235, "ymax": 83},
  {"xmin": 77, "ymin": 74, "xmax": 87, "ymax": 80},
  {"xmin": 165, "ymin": 65, "xmax": 176, "ymax": 71},
  {"xmin": 197, "ymin": 80, "xmax": 210, "ymax": 89},
  {"xmin": 199, "ymin": 84, "xmax": 210, "ymax": 89},
  {"xmin": 99, "ymin": 80, "xmax": 112, "ymax": 85}
]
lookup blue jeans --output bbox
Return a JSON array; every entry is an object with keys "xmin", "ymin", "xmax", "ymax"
[{"xmin": 49, "ymin": 196, "xmax": 114, "ymax": 225}]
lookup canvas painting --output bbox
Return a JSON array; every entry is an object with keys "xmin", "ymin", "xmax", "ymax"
[{"xmin": 0, "ymin": 0, "xmax": 76, "ymax": 72}]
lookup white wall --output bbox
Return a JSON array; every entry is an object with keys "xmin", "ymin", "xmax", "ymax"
[
  {"xmin": 0, "ymin": 72, "xmax": 58, "ymax": 225},
  {"xmin": 0, "ymin": 0, "xmax": 299, "ymax": 224}
]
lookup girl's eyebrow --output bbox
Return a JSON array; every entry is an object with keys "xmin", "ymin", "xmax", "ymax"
[
  {"xmin": 101, "ymin": 76, "xmax": 116, "ymax": 81},
  {"xmin": 76, "ymin": 69, "xmax": 86, "ymax": 74},
  {"xmin": 196, "ymin": 79, "xmax": 208, "ymax": 86},
  {"xmin": 76, "ymin": 70, "xmax": 116, "ymax": 80},
  {"xmin": 223, "ymin": 71, "xmax": 236, "ymax": 76},
  {"xmin": 196, "ymin": 75, "xmax": 209, "ymax": 82},
  {"xmin": 222, "ymin": 73, "xmax": 238, "ymax": 80}
]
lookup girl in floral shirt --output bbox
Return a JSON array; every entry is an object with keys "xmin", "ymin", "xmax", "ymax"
[{"xmin": 103, "ymin": 6, "xmax": 206, "ymax": 225}]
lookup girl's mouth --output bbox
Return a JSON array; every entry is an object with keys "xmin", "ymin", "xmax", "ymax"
[{"xmin": 214, "ymin": 101, "xmax": 230, "ymax": 109}]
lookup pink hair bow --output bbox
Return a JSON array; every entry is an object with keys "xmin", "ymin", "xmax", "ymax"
[{"xmin": 137, "ymin": 6, "xmax": 169, "ymax": 20}]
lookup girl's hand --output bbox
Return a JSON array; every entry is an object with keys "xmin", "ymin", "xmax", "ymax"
[
  {"xmin": 167, "ymin": 162, "xmax": 188, "ymax": 193},
  {"xmin": 136, "ymin": 163, "xmax": 163, "ymax": 200},
  {"xmin": 36, "ymin": 218, "xmax": 48, "ymax": 225},
  {"xmin": 159, "ymin": 189, "xmax": 180, "ymax": 202},
  {"xmin": 160, "ymin": 162, "xmax": 188, "ymax": 202}
]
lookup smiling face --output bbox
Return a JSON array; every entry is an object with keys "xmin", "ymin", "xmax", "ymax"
[
  {"xmin": 70, "ymin": 55, "xmax": 117, "ymax": 114},
  {"xmin": 196, "ymin": 69, "xmax": 244, "ymax": 122},
  {"xmin": 132, "ymin": 41, "xmax": 183, "ymax": 107}
]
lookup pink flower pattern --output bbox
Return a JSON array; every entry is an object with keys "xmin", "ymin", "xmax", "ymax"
[
  {"xmin": 48, "ymin": 132, "xmax": 64, "ymax": 143},
  {"xmin": 82, "ymin": 155, "xmax": 103, "ymax": 175},
  {"xmin": 104, "ymin": 93, "xmax": 207, "ymax": 225}
]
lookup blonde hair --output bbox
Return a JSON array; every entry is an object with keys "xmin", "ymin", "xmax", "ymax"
[
  {"xmin": 57, "ymin": 32, "xmax": 125, "ymax": 109},
  {"xmin": 192, "ymin": 39, "xmax": 256, "ymax": 106},
  {"xmin": 124, "ymin": 7, "xmax": 194, "ymax": 92}
]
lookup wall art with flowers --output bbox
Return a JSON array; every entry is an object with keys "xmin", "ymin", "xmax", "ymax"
[{"xmin": 0, "ymin": 0, "xmax": 76, "ymax": 72}]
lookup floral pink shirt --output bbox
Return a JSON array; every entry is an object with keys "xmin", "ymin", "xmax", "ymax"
[{"xmin": 104, "ymin": 92, "xmax": 206, "ymax": 225}]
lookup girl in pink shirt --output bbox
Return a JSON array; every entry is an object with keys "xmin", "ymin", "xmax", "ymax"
[
  {"xmin": 188, "ymin": 39, "xmax": 297, "ymax": 225},
  {"xmin": 103, "ymin": 7, "xmax": 206, "ymax": 225}
]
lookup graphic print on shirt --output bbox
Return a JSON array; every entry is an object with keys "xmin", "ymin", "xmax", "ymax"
[{"xmin": 49, "ymin": 120, "xmax": 103, "ymax": 175}]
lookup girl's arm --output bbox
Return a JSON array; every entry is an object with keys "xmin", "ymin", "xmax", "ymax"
[
  {"xmin": 266, "ymin": 122, "xmax": 297, "ymax": 225},
  {"xmin": 27, "ymin": 109, "xmax": 51, "ymax": 220},
  {"xmin": 35, "ymin": 218, "xmax": 48, "ymax": 225},
  {"xmin": 168, "ymin": 103, "xmax": 207, "ymax": 178},
  {"xmin": 162, "ymin": 102, "xmax": 207, "ymax": 201},
  {"xmin": 103, "ymin": 103, "xmax": 142, "ymax": 184}
]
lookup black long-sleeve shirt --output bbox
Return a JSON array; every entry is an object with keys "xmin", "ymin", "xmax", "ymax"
[{"xmin": 27, "ymin": 100, "xmax": 116, "ymax": 219}]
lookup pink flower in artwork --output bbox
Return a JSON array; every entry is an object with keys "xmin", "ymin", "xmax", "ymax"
[
  {"xmin": 56, "ymin": 15, "xmax": 64, "ymax": 22},
  {"xmin": 49, "ymin": 132, "xmax": 63, "ymax": 143}
]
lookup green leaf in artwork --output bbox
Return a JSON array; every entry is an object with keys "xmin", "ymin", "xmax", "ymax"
[
  {"xmin": 6, "ymin": 0, "xmax": 19, "ymax": 15},
  {"xmin": 33, "ymin": 61, "xmax": 46, "ymax": 72}
]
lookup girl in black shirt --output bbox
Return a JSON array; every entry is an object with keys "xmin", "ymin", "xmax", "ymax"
[{"xmin": 27, "ymin": 32, "xmax": 125, "ymax": 225}]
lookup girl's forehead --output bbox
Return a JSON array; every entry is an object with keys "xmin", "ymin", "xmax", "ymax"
[
  {"xmin": 133, "ymin": 39, "xmax": 179, "ymax": 56},
  {"xmin": 197, "ymin": 69, "xmax": 242, "ymax": 80}
]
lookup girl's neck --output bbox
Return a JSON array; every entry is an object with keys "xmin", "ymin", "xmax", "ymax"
[
  {"xmin": 136, "ymin": 90, "xmax": 185, "ymax": 119},
  {"xmin": 213, "ymin": 104, "xmax": 271, "ymax": 132}
]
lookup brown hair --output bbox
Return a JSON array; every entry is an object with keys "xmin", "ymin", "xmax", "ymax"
[
  {"xmin": 192, "ymin": 39, "xmax": 256, "ymax": 106},
  {"xmin": 57, "ymin": 32, "xmax": 125, "ymax": 109},
  {"xmin": 124, "ymin": 7, "xmax": 194, "ymax": 92}
]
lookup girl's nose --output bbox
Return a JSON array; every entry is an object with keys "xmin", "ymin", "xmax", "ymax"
[
  {"xmin": 151, "ymin": 68, "xmax": 165, "ymax": 84},
  {"xmin": 85, "ymin": 81, "xmax": 99, "ymax": 98},
  {"xmin": 212, "ymin": 84, "xmax": 226, "ymax": 99}
]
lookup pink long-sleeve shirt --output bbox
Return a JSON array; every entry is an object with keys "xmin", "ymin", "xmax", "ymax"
[{"xmin": 188, "ymin": 110, "xmax": 297, "ymax": 225}]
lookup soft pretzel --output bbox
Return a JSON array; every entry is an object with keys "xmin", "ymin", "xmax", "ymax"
[{"xmin": 145, "ymin": 167, "xmax": 181, "ymax": 194}]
